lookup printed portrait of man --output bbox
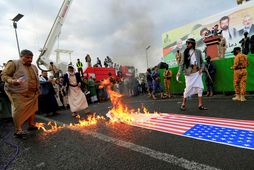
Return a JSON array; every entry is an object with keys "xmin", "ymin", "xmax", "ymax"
[
  {"xmin": 238, "ymin": 14, "xmax": 254, "ymax": 36},
  {"xmin": 219, "ymin": 16, "xmax": 237, "ymax": 41}
]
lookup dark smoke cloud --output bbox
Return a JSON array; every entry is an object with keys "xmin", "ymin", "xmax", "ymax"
[{"xmin": 109, "ymin": 0, "xmax": 155, "ymax": 71}]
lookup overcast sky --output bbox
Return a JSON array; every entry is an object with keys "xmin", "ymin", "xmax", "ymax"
[{"xmin": 0, "ymin": 0, "xmax": 237, "ymax": 72}]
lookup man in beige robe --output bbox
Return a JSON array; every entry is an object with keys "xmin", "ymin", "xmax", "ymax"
[
  {"xmin": 1, "ymin": 49, "xmax": 39, "ymax": 138},
  {"xmin": 219, "ymin": 36, "xmax": 227, "ymax": 58}
]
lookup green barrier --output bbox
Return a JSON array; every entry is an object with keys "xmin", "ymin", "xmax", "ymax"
[{"xmin": 159, "ymin": 54, "xmax": 254, "ymax": 94}]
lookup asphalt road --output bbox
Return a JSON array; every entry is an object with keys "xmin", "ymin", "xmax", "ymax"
[{"xmin": 1, "ymin": 94, "xmax": 254, "ymax": 170}]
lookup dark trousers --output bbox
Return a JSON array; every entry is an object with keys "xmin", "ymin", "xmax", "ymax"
[
  {"xmin": 205, "ymin": 74, "xmax": 215, "ymax": 92},
  {"xmin": 78, "ymin": 68, "xmax": 83, "ymax": 77}
]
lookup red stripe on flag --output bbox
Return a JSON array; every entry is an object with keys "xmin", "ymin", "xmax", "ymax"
[
  {"xmin": 133, "ymin": 122, "xmax": 184, "ymax": 135},
  {"xmin": 132, "ymin": 114, "xmax": 254, "ymax": 136},
  {"xmin": 138, "ymin": 121, "xmax": 193, "ymax": 131},
  {"xmin": 152, "ymin": 116, "xmax": 254, "ymax": 131},
  {"xmin": 166, "ymin": 113, "xmax": 254, "ymax": 124}
]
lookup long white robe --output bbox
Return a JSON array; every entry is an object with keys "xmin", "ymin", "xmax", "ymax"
[
  {"xmin": 183, "ymin": 72, "xmax": 204, "ymax": 98},
  {"xmin": 67, "ymin": 74, "xmax": 88, "ymax": 112}
]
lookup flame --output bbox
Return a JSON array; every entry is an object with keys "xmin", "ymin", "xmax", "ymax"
[
  {"xmin": 101, "ymin": 78, "xmax": 156, "ymax": 124},
  {"xmin": 36, "ymin": 114, "xmax": 105, "ymax": 133},
  {"xmin": 37, "ymin": 78, "xmax": 156, "ymax": 133},
  {"xmin": 36, "ymin": 121, "xmax": 65, "ymax": 133},
  {"xmin": 72, "ymin": 114, "xmax": 105, "ymax": 128},
  {"xmin": 35, "ymin": 122, "xmax": 47, "ymax": 132},
  {"xmin": 99, "ymin": 79, "xmax": 134, "ymax": 124}
]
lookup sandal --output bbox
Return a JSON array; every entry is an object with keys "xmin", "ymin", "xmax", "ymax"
[
  {"xmin": 199, "ymin": 105, "xmax": 208, "ymax": 110},
  {"xmin": 14, "ymin": 130, "xmax": 28, "ymax": 139},
  {"xmin": 180, "ymin": 105, "xmax": 186, "ymax": 111},
  {"xmin": 72, "ymin": 112, "xmax": 78, "ymax": 117}
]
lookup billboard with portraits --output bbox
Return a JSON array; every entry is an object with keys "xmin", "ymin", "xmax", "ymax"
[{"xmin": 162, "ymin": 1, "xmax": 254, "ymax": 68}]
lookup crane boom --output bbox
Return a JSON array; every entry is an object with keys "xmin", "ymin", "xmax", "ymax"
[{"xmin": 37, "ymin": 0, "xmax": 73, "ymax": 71}]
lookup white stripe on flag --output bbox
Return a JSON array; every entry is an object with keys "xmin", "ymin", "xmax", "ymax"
[
  {"xmin": 166, "ymin": 114, "xmax": 254, "ymax": 125},
  {"xmin": 151, "ymin": 116, "xmax": 254, "ymax": 131},
  {"xmin": 133, "ymin": 122, "xmax": 185, "ymax": 135}
]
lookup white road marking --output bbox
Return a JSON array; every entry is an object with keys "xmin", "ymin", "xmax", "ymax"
[{"xmin": 36, "ymin": 115, "xmax": 220, "ymax": 170}]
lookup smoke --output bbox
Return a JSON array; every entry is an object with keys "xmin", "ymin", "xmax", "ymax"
[{"xmin": 110, "ymin": 0, "xmax": 155, "ymax": 72}]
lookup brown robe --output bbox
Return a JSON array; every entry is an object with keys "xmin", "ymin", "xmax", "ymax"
[{"xmin": 1, "ymin": 61, "xmax": 39, "ymax": 129}]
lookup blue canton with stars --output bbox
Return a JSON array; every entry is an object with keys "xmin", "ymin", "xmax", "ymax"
[{"xmin": 183, "ymin": 124, "xmax": 254, "ymax": 150}]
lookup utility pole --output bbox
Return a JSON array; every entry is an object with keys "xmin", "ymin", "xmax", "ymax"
[
  {"xmin": 12, "ymin": 13, "xmax": 24, "ymax": 57},
  {"xmin": 145, "ymin": 45, "xmax": 151, "ymax": 68}
]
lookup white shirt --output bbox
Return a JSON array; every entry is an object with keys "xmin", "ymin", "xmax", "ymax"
[
  {"xmin": 222, "ymin": 29, "xmax": 231, "ymax": 40},
  {"xmin": 244, "ymin": 27, "xmax": 250, "ymax": 33},
  {"xmin": 189, "ymin": 49, "xmax": 197, "ymax": 65}
]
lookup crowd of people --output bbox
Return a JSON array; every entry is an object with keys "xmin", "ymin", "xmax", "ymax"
[
  {"xmin": 0, "ymin": 50, "xmax": 149, "ymax": 138},
  {"xmin": 150, "ymin": 30, "xmax": 251, "ymax": 110},
  {"xmin": 0, "ymin": 30, "xmax": 251, "ymax": 139},
  {"xmin": 173, "ymin": 36, "xmax": 250, "ymax": 110}
]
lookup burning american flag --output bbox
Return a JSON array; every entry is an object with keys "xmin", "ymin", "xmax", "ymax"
[{"xmin": 131, "ymin": 113, "xmax": 254, "ymax": 150}]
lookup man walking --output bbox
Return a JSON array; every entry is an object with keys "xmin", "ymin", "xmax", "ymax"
[
  {"xmin": 1, "ymin": 49, "xmax": 40, "ymax": 138},
  {"xmin": 63, "ymin": 65, "xmax": 89, "ymax": 117},
  {"xmin": 231, "ymin": 47, "xmax": 248, "ymax": 102},
  {"xmin": 176, "ymin": 38, "xmax": 207, "ymax": 111}
]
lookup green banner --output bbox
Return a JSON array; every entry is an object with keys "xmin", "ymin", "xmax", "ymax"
[
  {"xmin": 159, "ymin": 54, "xmax": 254, "ymax": 93},
  {"xmin": 162, "ymin": 2, "xmax": 254, "ymax": 68}
]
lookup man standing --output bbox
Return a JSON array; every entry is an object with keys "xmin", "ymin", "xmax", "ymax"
[
  {"xmin": 200, "ymin": 27, "xmax": 210, "ymax": 39},
  {"xmin": 63, "ymin": 65, "xmax": 89, "ymax": 117},
  {"xmin": 163, "ymin": 67, "xmax": 172, "ymax": 98},
  {"xmin": 152, "ymin": 66, "xmax": 164, "ymax": 100},
  {"xmin": 250, "ymin": 35, "xmax": 254, "ymax": 54},
  {"xmin": 49, "ymin": 62, "xmax": 59, "ymax": 78},
  {"xmin": 239, "ymin": 32, "xmax": 250, "ymax": 55},
  {"xmin": 212, "ymin": 24, "xmax": 222, "ymax": 36},
  {"xmin": 219, "ymin": 36, "xmax": 227, "ymax": 58},
  {"xmin": 104, "ymin": 57, "xmax": 108, "ymax": 68},
  {"xmin": 1, "ymin": 49, "xmax": 40, "ymax": 138},
  {"xmin": 85, "ymin": 54, "xmax": 92, "ymax": 67},
  {"xmin": 176, "ymin": 38, "xmax": 207, "ymax": 111},
  {"xmin": 204, "ymin": 56, "xmax": 216, "ymax": 97},
  {"xmin": 87, "ymin": 77, "xmax": 98, "ymax": 103},
  {"xmin": 175, "ymin": 50, "xmax": 183, "ymax": 65},
  {"xmin": 96, "ymin": 57, "xmax": 102, "ymax": 67},
  {"xmin": 38, "ymin": 71, "xmax": 59, "ymax": 117},
  {"xmin": 146, "ymin": 68, "xmax": 153, "ymax": 97},
  {"xmin": 76, "ymin": 59, "xmax": 83, "ymax": 77},
  {"xmin": 106, "ymin": 56, "xmax": 113, "ymax": 68},
  {"xmin": 231, "ymin": 47, "xmax": 248, "ymax": 102}
]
